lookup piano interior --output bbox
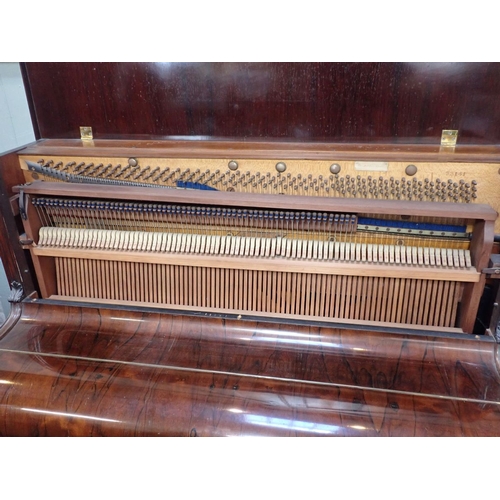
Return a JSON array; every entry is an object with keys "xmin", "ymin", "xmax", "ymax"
[
  {"xmin": 15, "ymin": 170, "xmax": 495, "ymax": 333},
  {"xmin": 1, "ymin": 63, "xmax": 500, "ymax": 436}
]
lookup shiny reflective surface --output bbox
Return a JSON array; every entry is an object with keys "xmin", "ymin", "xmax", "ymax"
[
  {"xmin": 0, "ymin": 301, "xmax": 499, "ymax": 436},
  {"xmin": 23, "ymin": 63, "xmax": 500, "ymax": 144}
]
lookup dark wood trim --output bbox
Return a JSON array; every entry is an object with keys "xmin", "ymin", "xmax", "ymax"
[
  {"xmin": 0, "ymin": 151, "xmax": 36, "ymax": 295},
  {"xmin": 20, "ymin": 63, "xmax": 500, "ymax": 145},
  {"xmin": 19, "ymin": 63, "xmax": 41, "ymax": 140},
  {"xmin": 36, "ymin": 296, "xmax": 495, "ymax": 341}
]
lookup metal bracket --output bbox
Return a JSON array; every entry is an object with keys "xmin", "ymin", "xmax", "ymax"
[
  {"xmin": 482, "ymin": 269, "xmax": 500, "ymax": 277},
  {"xmin": 80, "ymin": 126, "xmax": 93, "ymax": 141},
  {"xmin": 18, "ymin": 189, "xmax": 27, "ymax": 220},
  {"xmin": 495, "ymin": 322, "xmax": 500, "ymax": 343},
  {"xmin": 8, "ymin": 281, "xmax": 24, "ymax": 303},
  {"xmin": 441, "ymin": 130, "xmax": 458, "ymax": 147},
  {"xmin": 482, "ymin": 255, "xmax": 500, "ymax": 277},
  {"xmin": 19, "ymin": 233, "xmax": 33, "ymax": 248}
]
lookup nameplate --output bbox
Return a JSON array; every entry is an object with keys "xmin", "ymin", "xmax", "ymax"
[{"xmin": 355, "ymin": 161, "xmax": 389, "ymax": 171}]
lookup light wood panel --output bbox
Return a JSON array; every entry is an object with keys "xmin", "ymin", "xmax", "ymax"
[
  {"xmin": 16, "ymin": 181, "xmax": 498, "ymax": 220},
  {"xmin": 34, "ymin": 247, "xmax": 480, "ymax": 282},
  {"xmin": 18, "ymin": 155, "xmax": 500, "ymax": 230},
  {"xmin": 54, "ymin": 258, "xmax": 462, "ymax": 328}
]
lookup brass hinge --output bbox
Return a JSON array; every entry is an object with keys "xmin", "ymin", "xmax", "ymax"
[
  {"xmin": 440, "ymin": 130, "xmax": 458, "ymax": 147},
  {"xmin": 80, "ymin": 126, "xmax": 93, "ymax": 141}
]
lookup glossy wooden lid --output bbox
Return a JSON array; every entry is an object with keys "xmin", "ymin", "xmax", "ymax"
[
  {"xmin": 1, "ymin": 301, "xmax": 500, "ymax": 436},
  {"xmin": 22, "ymin": 63, "xmax": 500, "ymax": 145}
]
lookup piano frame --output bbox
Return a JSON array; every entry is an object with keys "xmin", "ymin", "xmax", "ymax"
[{"xmin": 1, "ymin": 63, "xmax": 500, "ymax": 436}]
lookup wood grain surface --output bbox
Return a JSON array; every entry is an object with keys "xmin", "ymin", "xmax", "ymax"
[
  {"xmin": 17, "ymin": 180, "xmax": 498, "ymax": 220},
  {"xmin": 22, "ymin": 63, "xmax": 500, "ymax": 144},
  {"xmin": 0, "ymin": 301, "xmax": 499, "ymax": 436}
]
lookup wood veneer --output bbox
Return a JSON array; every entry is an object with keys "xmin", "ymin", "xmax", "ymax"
[
  {"xmin": 21, "ymin": 63, "xmax": 500, "ymax": 145},
  {"xmin": 0, "ymin": 301, "xmax": 499, "ymax": 436}
]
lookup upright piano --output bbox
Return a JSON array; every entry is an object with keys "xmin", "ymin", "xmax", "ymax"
[{"xmin": 1, "ymin": 62, "xmax": 500, "ymax": 436}]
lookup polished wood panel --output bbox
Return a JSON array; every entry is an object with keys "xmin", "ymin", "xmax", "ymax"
[
  {"xmin": 1, "ymin": 301, "xmax": 499, "ymax": 436},
  {"xmin": 22, "ymin": 63, "xmax": 500, "ymax": 144}
]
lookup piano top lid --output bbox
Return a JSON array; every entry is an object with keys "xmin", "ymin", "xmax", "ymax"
[{"xmin": 21, "ymin": 62, "xmax": 500, "ymax": 146}]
